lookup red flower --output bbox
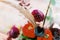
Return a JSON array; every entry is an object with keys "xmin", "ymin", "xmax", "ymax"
[
  {"xmin": 37, "ymin": 29, "xmax": 53, "ymax": 40},
  {"xmin": 22, "ymin": 21, "xmax": 35, "ymax": 38}
]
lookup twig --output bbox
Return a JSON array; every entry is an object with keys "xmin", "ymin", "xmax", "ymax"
[
  {"xmin": 43, "ymin": 0, "xmax": 51, "ymax": 27},
  {"xmin": 49, "ymin": 23, "xmax": 54, "ymax": 29}
]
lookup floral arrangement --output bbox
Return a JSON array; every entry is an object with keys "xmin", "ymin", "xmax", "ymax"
[{"xmin": 0, "ymin": 0, "xmax": 60, "ymax": 40}]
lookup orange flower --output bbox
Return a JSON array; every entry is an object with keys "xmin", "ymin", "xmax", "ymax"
[
  {"xmin": 37, "ymin": 29, "xmax": 53, "ymax": 40},
  {"xmin": 22, "ymin": 21, "xmax": 35, "ymax": 38}
]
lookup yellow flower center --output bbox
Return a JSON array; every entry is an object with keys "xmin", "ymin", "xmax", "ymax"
[{"xmin": 28, "ymin": 26, "xmax": 33, "ymax": 30}]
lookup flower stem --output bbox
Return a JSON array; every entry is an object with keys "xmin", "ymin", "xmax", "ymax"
[{"xmin": 43, "ymin": 0, "xmax": 51, "ymax": 27}]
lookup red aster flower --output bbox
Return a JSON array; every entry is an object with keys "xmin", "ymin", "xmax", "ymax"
[
  {"xmin": 22, "ymin": 21, "xmax": 35, "ymax": 38},
  {"xmin": 37, "ymin": 29, "xmax": 53, "ymax": 40}
]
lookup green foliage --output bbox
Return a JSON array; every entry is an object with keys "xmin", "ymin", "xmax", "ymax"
[
  {"xmin": 50, "ymin": 0, "xmax": 56, "ymax": 5},
  {"xmin": 19, "ymin": 34, "xmax": 36, "ymax": 40},
  {"xmin": 21, "ymin": 34, "xmax": 28, "ymax": 39},
  {"xmin": 46, "ymin": 8, "xmax": 53, "ymax": 24}
]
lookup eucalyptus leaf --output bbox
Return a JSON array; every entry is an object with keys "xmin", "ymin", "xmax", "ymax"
[{"xmin": 50, "ymin": 0, "xmax": 56, "ymax": 5}]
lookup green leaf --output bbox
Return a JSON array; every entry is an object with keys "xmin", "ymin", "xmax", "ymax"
[
  {"xmin": 46, "ymin": 8, "xmax": 53, "ymax": 24},
  {"xmin": 50, "ymin": 0, "xmax": 56, "ymax": 5},
  {"xmin": 46, "ymin": 16, "xmax": 51, "ymax": 20},
  {"xmin": 26, "ymin": 38, "xmax": 36, "ymax": 40},
  {"xmin": 21, "ymin": 34, "xmax": 28, "ymax": 39},
  {"xmin": 49, "ymin": 8, "xmax": 52, "ymax": 16},
  {"xmin": 19, "ymin": 34, "xmax": 37, "ymax": 40},
  {"xmin": 46, "ymin": 8, "xmax": 52, "ymax": 20},
  {"xmin": 49, "ymin": 8, "xmax": 53, "ymax": 23},
  {"xmin": 26, "ymin": 39, "xmax": 31, "ymax": 40}
]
